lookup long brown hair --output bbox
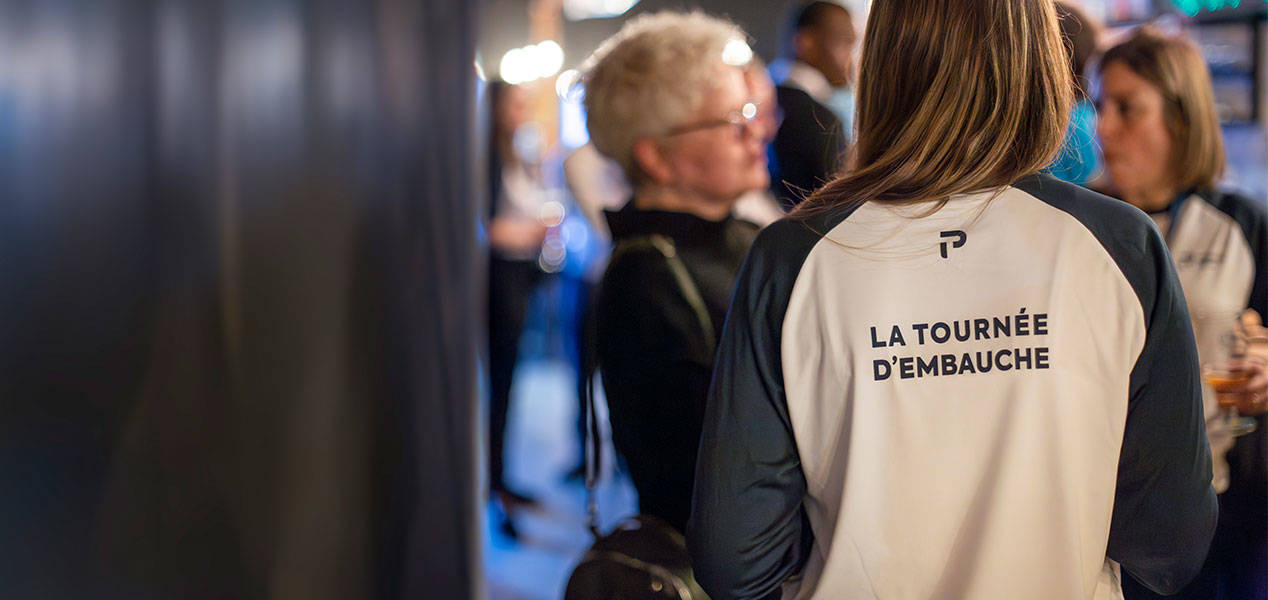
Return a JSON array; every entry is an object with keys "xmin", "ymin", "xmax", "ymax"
[
  {"xmin": 795, "ymin": 0, "xmax": 1072, "ymax": 218},
  {"xmin": 486, "ymin": 80, "xmax": 519, "ymax": 169}
]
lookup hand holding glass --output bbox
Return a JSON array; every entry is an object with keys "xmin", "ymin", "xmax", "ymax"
[{"xmin": 1198, "ymin": 314, "xmax": 1257, "ymax": 437}]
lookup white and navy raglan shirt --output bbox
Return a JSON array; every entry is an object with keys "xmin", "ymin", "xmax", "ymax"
[
  {"xmin": 688, "ymin": 174, "xmax": 1218, "ymax": 600},
  {"xmin": 1160, "ymin": 188, "xmax": 1268, "ymax": 590},
  {"xmin": 1162, "ymin": 191, "xmax": 1268, "ymax": 453},
  {"xmin": 1163, "ymin": 190, "xmax": 1267, "ymax": 320}
]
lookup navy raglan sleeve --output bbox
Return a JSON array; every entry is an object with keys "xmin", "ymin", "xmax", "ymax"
[
  {"xmin": 1231, "ymin": 195, "xmax": 1267, "ymax": 319},
  {"xmin": 1249, "ymin": 216, "xmax": 1268, "ymax": 321},
  {"xmin": 1014, "ymin": 175, "xmax": 1218, "ymax": 595},
  {"xmin": 687, "ymin": 221, "xmax": 818, "ymax": 600},
  {"xmin": 1208, "ymin": 191, "xmax": 1268, "ymax": 318},
  {"xmin": 1107, "ymin": 220, "xmax": 1218, "ymax": 595}
]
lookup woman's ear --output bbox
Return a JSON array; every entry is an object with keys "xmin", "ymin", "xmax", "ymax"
[{"xmin": 632, "ymin": 138, "xmax": 675, "ymax": 185}]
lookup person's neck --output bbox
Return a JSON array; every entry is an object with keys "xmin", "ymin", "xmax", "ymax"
[
  {"xmin": 634, "ymin": 185, "xmax": 733, "ymax": 222},
  {"xmin": 1122, "ymin": 185, "xmax": 1180, "ymax": 213}
]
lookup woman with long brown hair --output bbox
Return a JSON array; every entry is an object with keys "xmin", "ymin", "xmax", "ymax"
[{"xmin": 688, "ymin": 1, "xmax": 1216, "ymax": 598}]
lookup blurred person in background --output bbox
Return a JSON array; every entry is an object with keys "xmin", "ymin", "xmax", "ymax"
[
  {"xmin": 571, "ymin": 58, "xmax": 783, "ymax": 234},
  {"xmin": 583, "ymin": 11, "xmax": 766, "ymax": 535},
  {"xmin": 733, "ymin": 58, "xmax": 788, "ymax": 228},
  {"xmin": 485, "ymin": 80, "xmax": 550, "ymax": 537},
  {"xmin": 690, "ymin": 1, "xmax": 1216, "ymax": 597},
  {"xmin": 564, "ymin": 143, "xmax": 630, "ymax": 243},
  {"xmin": 1047, "ymin": 1, "xmax": 1103, "ymax": 185},
  {"xmin": 563, "ymin": 64, "xmax": 777, "ymax": 483},
  {"xmin": 769, "ymin": 1, "xmax": 855, "ymax": 207},
  {"xmin": 1095, "ymin": 27, "xmax": 1268, "ymax": 600}
]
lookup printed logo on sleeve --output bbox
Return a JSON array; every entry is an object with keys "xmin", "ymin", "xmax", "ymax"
[{"xmin": 869, "ymin": 308, "xmax": 1051, "ymax": 381}]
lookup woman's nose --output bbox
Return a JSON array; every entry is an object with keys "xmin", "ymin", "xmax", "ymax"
[{"xmin": 1095, "ymin": 108, "xmax": 1117, "ymax": 140}]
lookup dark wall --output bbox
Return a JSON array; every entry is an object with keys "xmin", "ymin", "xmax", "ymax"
[{"xmin": 0, "ymin": 1, "xmax": 479, "ymax": 598}]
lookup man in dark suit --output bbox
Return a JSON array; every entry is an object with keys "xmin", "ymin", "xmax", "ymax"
[{"xmin": 770, "ymin": 1, "xmax": 857, "ymax": 207}]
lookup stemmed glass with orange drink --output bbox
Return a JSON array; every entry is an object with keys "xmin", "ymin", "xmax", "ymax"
[{"xmin": 1195, "ymin": 312, "xmax": 1257, "ymax": 437}]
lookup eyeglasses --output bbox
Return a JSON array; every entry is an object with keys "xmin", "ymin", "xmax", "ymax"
[{"xmin": 665, "ymin": 102, "xmax": 762, "ymax": 138}]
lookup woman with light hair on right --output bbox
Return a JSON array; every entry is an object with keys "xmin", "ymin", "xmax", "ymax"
[
  {"xmin": 1094, "ymin": 27, "xmax": 1268, "ymax": 600},
  {"xmin": 689, "ymin": 1, "xmax": 1216, "ymax": 598}
]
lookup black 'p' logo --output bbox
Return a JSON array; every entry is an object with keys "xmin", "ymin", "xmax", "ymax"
[{"xmin": 939, "ymin": 230, "xmax": 966, "ymax": 258}]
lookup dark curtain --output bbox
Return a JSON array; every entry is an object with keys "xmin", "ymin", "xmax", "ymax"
[{"xmin": 0, "ymin": 1, "xmax": 479, "ymax": 598}]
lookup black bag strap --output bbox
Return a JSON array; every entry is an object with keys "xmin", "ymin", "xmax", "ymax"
[
  {"xmin": 584, "ymin": 234, "xmax": 713, "ymax": 539},
  {"xmin": 582, "ymin": 293, "xmax": 602, "ymax": 538}
]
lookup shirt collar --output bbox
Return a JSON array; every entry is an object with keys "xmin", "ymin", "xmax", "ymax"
[
  {"xmin": 782, "ymin": 61, "xmax": 835, "ymax": 104},
  {"xmin": 604, "ymin": 199, "xmax": 732, "ymax": 242}
]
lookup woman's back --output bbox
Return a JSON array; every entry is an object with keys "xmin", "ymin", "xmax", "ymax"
[
  {"xmin": 782, "ymin": 176, "xmax": 1195, "ymax": 597},
  {"xmin": 689, "ymin": 175, "xmax": 1217, "ymax": 598},
  {"xmin": 685, "ymin": 2, "xmax": 1217, "ymax": 596}
]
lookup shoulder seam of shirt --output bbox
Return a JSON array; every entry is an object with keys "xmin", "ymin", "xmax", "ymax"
[
  {"xmin": 1193, "ymin": 190, "xmax": 1267, "ymax": 250},
  {"xmin": 1010, "ymin": 175, "xmax": 1157, "ymax": 330}
]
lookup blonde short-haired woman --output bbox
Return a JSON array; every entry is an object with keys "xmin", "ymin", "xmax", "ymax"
[
  {"xmin": 689, "ymin": 1, "xmax": 1217, "ymax": 598},
  {"xmin": 583, "ymin": 11, "xmax": 771, "ymax": 534}
]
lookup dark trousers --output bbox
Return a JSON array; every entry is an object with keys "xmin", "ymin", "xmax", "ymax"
[{"xmin": 487, "ymin": 256, "xmax": 542, "ymax": 492}]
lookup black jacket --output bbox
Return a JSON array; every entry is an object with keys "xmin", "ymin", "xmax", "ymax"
[
  {"xmin": 595, "ymin": 201, "xmax": 758, "ymax": 533},
  {"xmin": 769, "ymin": 85, "xmax": 847, "ymax": 208}
]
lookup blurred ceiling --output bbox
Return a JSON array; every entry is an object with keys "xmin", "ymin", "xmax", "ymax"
[{"xmin": 476, "ymin": 0, "xmax": 868, "ymax": 79}]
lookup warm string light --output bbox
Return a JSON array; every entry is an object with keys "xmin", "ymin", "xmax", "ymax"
[
  {"xmin": 554, "ymin": 69, "xmax": 580, "ymax": 99},
  {"xmin": 499, "ymin": 40, "xmax": 564, "ymax": 85},
  {"xmin": 562, "ymin": 0, "xmax": 640, "ymax": 21},
  {"xmin": 721, "ymin": 38, "xmax": 753, "ymax": 67}
]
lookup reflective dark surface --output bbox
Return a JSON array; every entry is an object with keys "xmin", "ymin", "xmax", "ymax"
[{"xmin": 0, "ymin": 1, "xmax": 478, "ymax": 597}]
